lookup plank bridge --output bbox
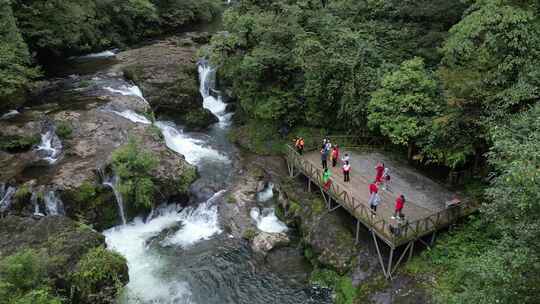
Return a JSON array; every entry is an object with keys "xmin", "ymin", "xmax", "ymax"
[{"xmin": 285, "ymin": 135, "xmax": 478, "ymax": 279}]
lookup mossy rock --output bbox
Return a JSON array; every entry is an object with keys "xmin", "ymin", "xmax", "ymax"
[
  {"xmin": 0, "ymin": 134, "xmax": 40, "ymax": 153},
  {"xmin": 182, "ymin": 108, "xmax": 218, "ymax": 130},
  {"xmin": 70, "ymin": 246, "xmax": 128, "ymax": 304}
]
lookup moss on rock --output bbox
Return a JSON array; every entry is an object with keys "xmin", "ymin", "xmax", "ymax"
[{"xmin": 0, "ymin": 134, "xmax": 39, "ymax": 153}]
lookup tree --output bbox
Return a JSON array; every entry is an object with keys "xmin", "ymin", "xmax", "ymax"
[
  {"xmin": 0, "ymin": 0, "xmax": 38, "ymax": 111},
  {"xmin": 368, "ymin": 57, "xmax": 439, "ymax": 157}
]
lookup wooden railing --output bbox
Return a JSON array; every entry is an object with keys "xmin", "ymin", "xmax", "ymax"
[{"xmin": 285, "ymin": 143, "xmax": 479, "ymax": 247}]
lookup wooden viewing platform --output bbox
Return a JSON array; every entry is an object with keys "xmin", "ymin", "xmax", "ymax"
[{"xmin": 285, "ymin": 136, "xmax": 478, "ymax": 279}]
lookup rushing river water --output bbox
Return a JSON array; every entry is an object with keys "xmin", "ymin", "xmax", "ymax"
[{"xmin": 102, "ymin": 57, "xmax": 328, "ymax": 303}]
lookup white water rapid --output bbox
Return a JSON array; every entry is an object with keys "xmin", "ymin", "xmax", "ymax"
[
  {"xmin": 36, "ymin": 129, "xmax": 62, "ymax": 164},
  {"xmin": 0, "ymin": 110, "xmax": 20, "ymax": 120},
  {"xmin": 105, "ymin": 85, "xmax": 149, "ymax": 105},
  {"xmin": 257, "ymin": 182, "xmax": 274, "ymax": 202},
  {"xmin": 108, "ymin": 109, "xmax": 152, "ymax": 125}
]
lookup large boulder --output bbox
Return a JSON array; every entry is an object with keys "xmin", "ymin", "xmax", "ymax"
[
  {"xmin": 251, "ymin": 231, "xmax": 290, "ymax": 255},
  {"xmin": 111, "ymin": 36, "xmax": 217, "ymax": 129},
  {"xmin": 0, "ymin": 215, "xmax": 129, "ymax": 303}
]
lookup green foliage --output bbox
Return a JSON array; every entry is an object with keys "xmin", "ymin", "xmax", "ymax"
[
  {"xmin": 368, "ymin": 57, "xmax": 439, "ymax": 147},
  {"xmin": 14, "ymin": 184, "xmax": 31, "ymax": 201},
  {"xmin": 0, "ymin": 0, "xmax": 38, "ymax": 111},
  {"xmin": 242, "ymin": 228, "xmax": 257, "ymax": 241},
  {"xmin": 310, "ymin": 268, "xmax": 357, "ymax": 304},
  {"xmin": 71, "ymin": 246, "xmax": 127, "ymax": 302},
  {"xmin": 111, "ymin": 137, "xmax": 158, "ymax": 209},
  {"xmin": 55, "ymin": 121, "xmax": 73, "ymax": 140},
  {"xmin": 0, "ymin": 134, "xmax": 40, "ymax": 153},
  {"xmin": 0, "ymin": 250, "xmax": 61, "ymax": 304},
  {"xmin": 152, "ymin": 0, "xmax": 221, "ymax": 31}
]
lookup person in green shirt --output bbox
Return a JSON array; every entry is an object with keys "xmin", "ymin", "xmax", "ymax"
[{"xmin": 322, "ymin": 168, "xmax": 332, "ymax": 190}]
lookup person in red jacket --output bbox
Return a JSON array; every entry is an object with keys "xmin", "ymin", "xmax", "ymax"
[
  {"xmin": 331, "ymin": 145, "xmax": 339, "ymax": 167},
  {"xmin": 393, "ymin": 194, "xmax": 405, "ymax": 219},
  {"xmin": 368, "ymin": 181, "xmax": 379, "ymax": 214},
  {"xmin": 375, "ymin": 162, "xmax": 385, "ymax": 183}
]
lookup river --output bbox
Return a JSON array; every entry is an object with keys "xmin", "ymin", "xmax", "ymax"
[{"xmin": 101, "ymin": 57, "xmax": 327, "ymax": 303}]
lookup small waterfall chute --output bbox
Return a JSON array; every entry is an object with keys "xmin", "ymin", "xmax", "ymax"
[
  {"xmin": 104, "ymin": 85, "xmax": 149, "ymax": 105},
  {"xmin": 0, "ymin": 185, "xmax": 17, "ymax": 213},
  {"xmin": 257, "ymin": 182, "xmax": 274, "ymax": 202},
  {"xmin": 36, "ymin": 124, "xmax": 63, "ymax": 164},
  {"xmin": 102, "ymin": 173, "xmax": 127, "ymax": 225},
  {"xmin": 106, "ymin": 109, "xmax": 151, "ymax": 125},
  {"xmin": 44, "ymin": 190, "xmax": 64, "ymax": 215},
  {"xmin": 1, "ymin": 110, "xmax": 20, "ymax": 120},
  {"xmin": 197, "ymin": 60, "xmax": 229, "ymax": 126},
  {"xmin": 250, "ymin": 207, "xmax": 288, "ymax": 234}
]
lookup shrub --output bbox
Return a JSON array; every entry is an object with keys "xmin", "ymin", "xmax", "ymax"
[
  {"xmin": 0, "ymin": 135, "xmax": 39, "ymax": 153},
  {"xmin": 55, "ymin": 122, "xmax": 73, "ymax": 139},
  {"xmin": 70, "ymin": 246, "xmax": 128, "ymax": 302},
  {"xmin": 112, "ymin": 137, "xmax": 158, "ymax": 209},
  {"xmin": 242, "ymin": 228, "xmax": 257, "ymax": 241}
]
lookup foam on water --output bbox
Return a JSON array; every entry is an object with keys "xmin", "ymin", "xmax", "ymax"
[
  {"xmin": 162, "ymin": 190, "xmax": 225, "ymax": 248},
  {"xmin": 109, "ymin": 109, "xmax": 151, "ymax": 125},
  {"xmin": 104, "ymin": 208, "xmax": 195, "ymax": 304},
  {"xmin": 250, "ymin": 207, "xmax": 288, "ymax": 234},
  {"xmin": 155, "ymin": 121, "xmax": 229, "ymax": 164}
]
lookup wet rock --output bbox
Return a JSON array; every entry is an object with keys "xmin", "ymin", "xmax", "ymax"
[
  {"xmin": 251, "ymin": 231, "xmax": 290, "ymax": 254},
  {"xmin": 110, "ymin": 37, "xmax": 218, "ymax": 129}
]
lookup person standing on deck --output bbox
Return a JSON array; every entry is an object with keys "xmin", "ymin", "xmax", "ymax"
[
  {"xmin": 343, "ymin": 161, "xmax": 351, "ymax": 182},
  {"xmin": 331, "ymin": 145, "xmax": 339, "ymax": 167},
  {"xmin": 323, "ymin": 168, "xmax": 332, "ymax": 190},
  {"xmin": 295, "ymin": 137, "xmax": 305, "ymax": 155},
  {"xmin": 322, "ymin": 138, "xmax": 327, "ymax": 150},
  {"xmin": 392, "ymin": 194, "xmax": 406, "ymax": 219},
  {"xmin": 382, "ymin": 167, "xmax": 391, "ymax": 191},
  {"xmin": 342, "ymin": 153, "xmax": 350, "ymax": 165},
  {"xmin": 325, "ymin": 139, "xmax": 332, "ymax": 153},
  {"xmin": 375, "ymin": 162, "xmax": 385, "ymax": 183},
  {"xmin": 321, "ymin": 148, "xmax": 328, "ymax": 169},
  {"xmin": 368, "ymin": 181, "xmax": 379, "ymax": 213}
]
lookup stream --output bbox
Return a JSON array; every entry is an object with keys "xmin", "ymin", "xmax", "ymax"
[{"xmin": 101, "ymin": 57, "xmax": 326, "ymax": 303}]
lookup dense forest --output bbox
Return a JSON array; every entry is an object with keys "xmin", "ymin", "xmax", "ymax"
[
  {"xmin": 1, "ymin": 0, "xmax": 539, "ymax": 303},
  {"xmin": 0, "ymin": 0, "xmax": 222, "ymax": 111},
  {"xmin": 205, "ymin": 0, "xmax": 540, "ymax": 303}
]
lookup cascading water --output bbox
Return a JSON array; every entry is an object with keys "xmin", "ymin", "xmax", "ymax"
[
  {"xmin": 104, "ymin": 60, "xmax": 323, "ymax": 304},
  {"xmin": 31, "ymin": 192, "xmax": 43, "ymax": 216},
  {"xmin": 105, "ymin": 85, "xmax": 149, "ymax": 105},
  {"xmin": 103, "ymin": 174, "xmax": 127, "ymax": 225},
  {"xmin": 36, "ymin": 126, "xmax": 62, "ymax": 164},
  {"xmin": 0, "ymin": 185, "xmax": 16, "ymax": 213},
  {"xmin": 198, "ymin": 60, "xmax": 230, "ymax": 126},
  {"xmin": 1, "ymin": 110, "xmax": 20, "ymax": 120},
  {"xmin": 251, "ymin": 182, "xmax": 288, "ymax": 233},
  {"xmin": 44, "ymin": 190, "xmax": 64, "ymax": 215}
]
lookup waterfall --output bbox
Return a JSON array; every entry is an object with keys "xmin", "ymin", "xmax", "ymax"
[
  {"xmin": 36, "ymin": 127, "xmax": 62, "ymax": 164},
  {"xmin": 105, "ymin": 85, "xmax": 149, "ymax": 105},
  {"xmin": 31, "ymin": 192, "xmax": 44, "ymax": 216},
  {"xmin": 107, "ymin": 109, "xmax": 152, "ymax": 125},
  {"xmin": 250, "ymin": 207, "xmax": 288, "ymax": 234},
  {"xmin": 44, "ymin": 191, "xmax": 64, "ymax": 215},
  {"xmin": 1, "ymin": 110, "xmax": 19, "ymax": 120},
  {"xmin": 0, "ymin": 185, "xmax": 17, "ymax": 213},
  {"xmin": 103, "ymin": 174, "xmax": 127, "ymax": 225},
  {"xmin": 257, "ymin": 182, "xmax": 275, "ymax": 202},
  {"xmin": 198, "ymin": 60, "xmax": 230, "ymax": 126}
]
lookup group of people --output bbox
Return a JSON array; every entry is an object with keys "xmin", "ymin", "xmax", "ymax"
[
  {"xmin": 308, "ymin": 137, "xmax": 407, "ymax": 221},
  {"xmin": 368, "ymin": 162, "xmax": 405, "ymax": 220}
]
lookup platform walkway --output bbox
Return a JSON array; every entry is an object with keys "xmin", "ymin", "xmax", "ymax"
[{"xmin": 285, "ymin": 137, "xmax": 479, "ymax": 278}]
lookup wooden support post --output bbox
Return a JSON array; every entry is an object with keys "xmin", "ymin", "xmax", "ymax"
[
  {"xmin": 307, "ymin": 178, "xmax": 311, "ymax": 192},
  {"xmin": 430, "ymin": 232, "xmax": 436, "ymax": 246},
  {"xmin": 371, "ymin": 230, "xmax": 388, "ymax": 279},
  {"xmin": 390, "ymin": 242, "xmax": 412, "ymax": 277},
  {"xmin": 408, "ymin": 241, "xmax": 415, "ymax": 262},
  {"xmin": 355, "ymin": 219, "xmax": 361, "ymax": 245},
  {"xmin": 387, "ymin": 247, "xmax": 394, "ymax": 280}
]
